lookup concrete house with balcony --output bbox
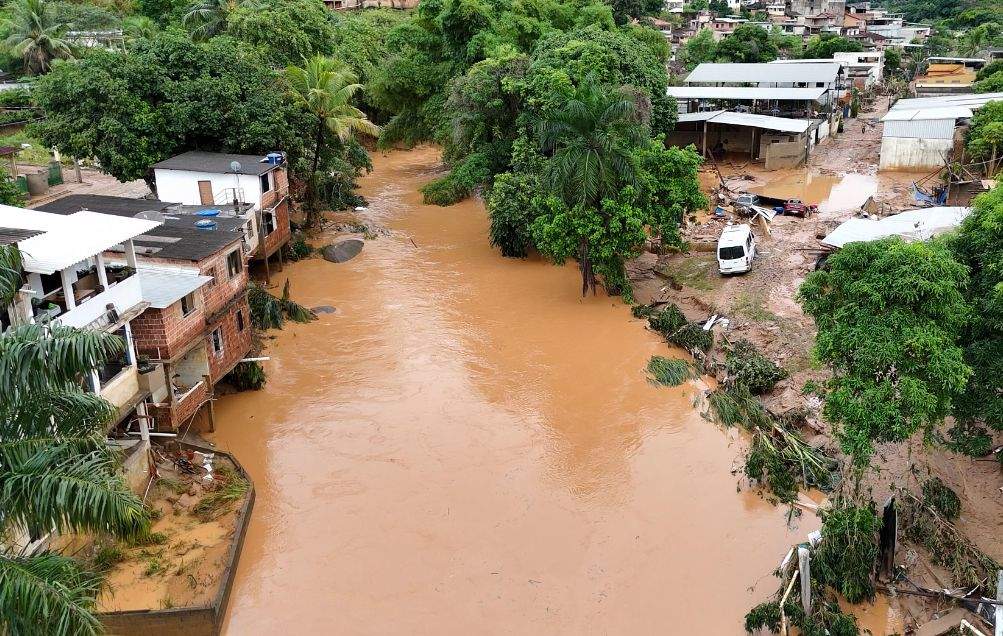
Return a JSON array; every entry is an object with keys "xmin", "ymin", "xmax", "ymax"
[
  {"xmin": 153, "ymin": 151, "xmax": 291, "ymax": 283},
  {"xmin": 0, "ymin": 205, "xmax": 161, "ymax": 459},
  {"xmin": 37, "ymin": 194, "xmax": 255, "ymax": 433}
]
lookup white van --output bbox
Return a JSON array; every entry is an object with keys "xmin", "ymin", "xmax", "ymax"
[{"xmin": 717, "ymin": 224, "xmax": 756, "ymax": 274}]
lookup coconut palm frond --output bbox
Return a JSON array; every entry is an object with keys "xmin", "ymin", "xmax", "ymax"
[{"xmin": 0, "ymin": 553, "xmax": 103, "ymax": 636}]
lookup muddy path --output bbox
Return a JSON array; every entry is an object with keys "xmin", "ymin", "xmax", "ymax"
[{"xmin": 207, "ymin": 146, "xmax": 818, "ymax": 634}]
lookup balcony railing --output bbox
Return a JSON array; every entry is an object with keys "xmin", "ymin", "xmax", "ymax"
[{"xmin": 53, "ymin": 273, "xmax": 143, "ymax": 329}]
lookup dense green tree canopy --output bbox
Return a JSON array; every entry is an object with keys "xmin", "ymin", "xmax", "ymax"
[
  {"xmin": 715, "ymin": 25, "xmax": 777, "ymax": 63},
  {"xmin": 226, "ymin": 0, "xmax": 335, "ymax": 66},
  {"xmin": 798, "ymin": 239, "xmax": 972, "ymax": 466},
  {"xmin": 31, "ymin": 30, "xmax": 297, "ymax": 184},
  {"xmin": 964, "ymin": 101, "xmax": 1003, "ymax": 173},
  {"xmin": 678, "ymin": 27, "xmax": 716, "ymax": 70},
  {"xmin": 801, "ymin": 33, "xmax": 863, "ymax": 59}
]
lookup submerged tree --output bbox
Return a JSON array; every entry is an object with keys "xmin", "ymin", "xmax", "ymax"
[
  {"xmin": 0, "ymin": 245, "xmax": 150, "ymax": 634},
  {"xmin": 532, "ymin": 77, "xmax": 646, "ymax": 296},
  {"xmin": 1, "ymin": 0, "xmax": 72, "ymax": 75},
  {"xmin": 285, "ymin": 55, "xmax": 380, "ymax": 227}
]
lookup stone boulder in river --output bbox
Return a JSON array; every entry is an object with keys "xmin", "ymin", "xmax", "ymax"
[{"xmin": 322, "ymin": 239, "xmax": 364, "ymax": 263}]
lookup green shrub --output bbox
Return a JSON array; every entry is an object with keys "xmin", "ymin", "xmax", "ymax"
[
  {"xmin": 226, "ymin": 360, "xmax": 267, "ymax": 391},
  {"xmin": 813, "ymin": 502, "xmax": 879, "ymax": 604},
  {"xmin": 93, "ymin": 543, "xmax": 127, "ymax": 572},
  {"xmin": 922, "ymin": 476, "xmax": 961, "ymax": 520},
  {"xmin": 725, "ymin": 338, "xmax": 788, "ymax": 394},
  {"xmin": 945, "ymin": 421, "xmax": 993, "ymax": 457},
  {"xmin": 248, "ymin": 280, "xmax": 316, "ymax": 330},
  {"xmin": 283, "ymin": 232, "xmax": 312, "ymax": 261},
  {"xmin": 421, "ymin": 152, "xmax": 490, "ymax": 206},
  {"xmin": 647, "ymin": 304, "xmax": 687, "ymax": 334},
  {"xmin": 487, "ymin": 170, "xmax": 543, "ymax": 257},
  {"xmin": 0, "ymin": 88, "xmax": 32, "ymax": 108},
  {"xmin": 667, "ymin": 322, "xmax": 713, "ymax": 352},
  {"xmin": 646, "ymin": 356, "xmax": 694, "ymax": 386}
]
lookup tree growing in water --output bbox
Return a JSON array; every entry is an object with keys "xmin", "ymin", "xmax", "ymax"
[
  {"xmin": 532, "ymin": 77, "xmax": 646, "ymax": 296},
  {"xmin": 284, "ymin": 55, "xmax": 380, "ymax": 227}
]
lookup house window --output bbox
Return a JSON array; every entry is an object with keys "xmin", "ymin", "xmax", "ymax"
[
  {"xmin": 260, "ymin": 172, "xmax": 272, "ymax": 194},
  {"xmin": 263, "ymin": 210, "xmax": 276, "ymax": 237},
  {"xmin": 211, "ymin": 327, "xmax": 224, "ymax": 355},
  {"xmin": 180, "ymin": 291, "xmax": 196, "ymax": 317},
  {"xmin": 227, "ymin": 250, "xmax": 243, "ymax": 278},
  {"xmin": 236, "ymin": 309, "xmax": 245, "ymax": 332}
]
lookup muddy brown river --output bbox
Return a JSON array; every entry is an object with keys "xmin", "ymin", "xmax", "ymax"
[{"xmin": 208, "ymin": 147, "xmax": 819, "ymax": 634}]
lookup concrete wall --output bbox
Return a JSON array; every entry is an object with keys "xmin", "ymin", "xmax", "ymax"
[
  {"xmin": 99, "ymin": 445, "xmax": 254, "ymax": 636},
  {"xmin": 101, "ymin": 367, "xmax": 140, "ymax": 410},
  {"xmin": 879, "ymin": 136, "xmax": 954, "ymax": 170},
  {"xmin": 764, "ymin": 141, "xmax": 807, "ymax": 170},
  {"xmin": 155, "ymin": 170, "xmax": 264, "ymax": 210}
]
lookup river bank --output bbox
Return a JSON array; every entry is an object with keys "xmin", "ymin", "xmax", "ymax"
[{"xmin": 205, "ymin": 146, "xmax": 824, "ymax": 634}]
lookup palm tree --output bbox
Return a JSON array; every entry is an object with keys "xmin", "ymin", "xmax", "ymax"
[
  {"xmin": 0, "ymin": 244, "xmax": 149, "ymax": 634},
  {"xmin": 1, "ymin": 0, "xmax": 72, "ymax": 76},
  {"xmin": 122, "ymin": 15, "xmax": 159, "ymax": 43},
  {"xmin": 284, "ymin": 55, "xmax": 380, "ymax": 227},
  {"xmin": 537, "ymin": 77, "xmax": 647, "ymax": 294},
  {"xmin": 181, "ymin": 0, "xmax": 243, "ymax": 41}
]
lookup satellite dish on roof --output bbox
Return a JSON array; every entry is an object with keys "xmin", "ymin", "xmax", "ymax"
[
  {"xmin": 230, "ymin": 160, "xmax": 242, "ymax": 173},
  {"xmin": 135, "ymin": 210, "xmax": 164, "ymax": 223}
]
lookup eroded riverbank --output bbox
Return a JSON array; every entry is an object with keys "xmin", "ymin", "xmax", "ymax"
[{"xmin": 207, "ymin": 146, "xmax": 818, "ymax": 634}]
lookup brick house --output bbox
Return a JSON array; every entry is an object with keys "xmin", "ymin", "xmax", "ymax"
[
  {"xmin": 36, "ymin": 194, "xmax": 255, "ymax": 432},
  {"xmin": 152, "ymin": 151, "xmax": 291, "ymax": 283}
]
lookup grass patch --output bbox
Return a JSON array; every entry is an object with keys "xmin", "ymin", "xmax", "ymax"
[
  {"xmin": 127, "ymin": 531, "xmax": 169, "ymax": 548},
  {"xmin": 194, "ymin": 467, "xmax": 250, "ymax": 521},
  {"xmin": 656, "ymin": 254, "xmax": 720, "ymax": 291},
  {"xmin": 143, "ymin": 557, "xmax": 167, "ymax": 577},
  {"xmin": 92, "ymin": 543, "xmax": 127, "ymax": 572},
  {"xmin": 733, "ymin": 290, "xmax": 783, "ymax": 324},
  {"xmin": 646, "ymin": 356, "xmax": 695, "ymax": 386}
]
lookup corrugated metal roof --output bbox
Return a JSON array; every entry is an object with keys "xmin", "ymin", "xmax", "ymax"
[
  {"xmin": 821, "ymin": 207, "xmax": 970, "ymax": 248},
  {"xmin": 685, "ymin": 62, "xmax": 841, "ymax": 84},
  {"xmin": 881, "ymin": 106, "xmax": 973, "ymax": 121},
  {"xmin": 667, "ymin": 86, "xmax": 828, "ymax": 101},
  {"xmin": 0, "ymin": 226, "xmax": 43, "ymax": 245},
  {"xmin": 890, "ymin": 93, "xmax": 1003, "ymax": 111},
  {"xmin": 0, "ymin": 206, "xmax": 161, "ymax": 274},
  {"xmin": 676, "ymin": 110, "xmax": 813, "ymax": 133},
  {"xmin": 137, "ymin": 268, "xmax": 213, "ymax": 309},
  {"xmin": 882, "ymin": 118, "xmax": 957, "ymax": 140}
]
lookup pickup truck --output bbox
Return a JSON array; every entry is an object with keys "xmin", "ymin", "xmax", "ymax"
[{"xmin": 783, "ymin": 198, "xmax": 818, "ymax": 217}]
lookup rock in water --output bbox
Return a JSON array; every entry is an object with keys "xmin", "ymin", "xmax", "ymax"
[
  {"xmin": 322, "ymin": 239, "xmax": 364, "ymax": 263},
  {"xmin": 311, "ymin": 305, "xmax": 338, "ymax": 314}
]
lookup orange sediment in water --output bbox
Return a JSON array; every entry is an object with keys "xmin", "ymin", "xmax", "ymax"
[{"xmin": 208, "ymin": 147, "xmax": 820, "ymax": 634}]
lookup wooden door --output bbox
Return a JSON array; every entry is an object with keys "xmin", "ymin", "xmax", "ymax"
[{"xmin": 198, "ymin": 180, "xmax": 213, "ymax": 205}]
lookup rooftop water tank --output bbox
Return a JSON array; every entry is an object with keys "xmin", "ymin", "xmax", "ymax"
[
  {"xmin": 195, "ymin": 209, "xmax": 221, "ymax": 217},
  {"xmin": 195, "ymin": 219, "xmax": 217, "ymax": 231},
  {"xmin": 265, "ymin": 152, "xmax": 284, "ymax": 165}
]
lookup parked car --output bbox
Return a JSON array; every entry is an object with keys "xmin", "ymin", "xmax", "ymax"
[
  {"xmin": 783, "ymin": 198, "xmax": 818, "ymax": 217},
  {"xmin": 717, "ymin": 224, "xmax": 756, "ymax": 275}
]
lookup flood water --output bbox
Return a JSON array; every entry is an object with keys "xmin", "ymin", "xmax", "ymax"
[
  {"xmin": 751, "ymin": 171, "xmax": 878, "ymax": 213},
  {"xmin": 208, "ymin": 147, "xmax": 817, "ymax": 634}
]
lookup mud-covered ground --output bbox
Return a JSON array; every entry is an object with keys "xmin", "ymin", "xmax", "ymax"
[{"xmin": 629, "ymin": 99, "xmax": 1003, "ymax": 632}]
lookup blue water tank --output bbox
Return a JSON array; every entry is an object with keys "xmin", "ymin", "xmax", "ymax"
[
  {"xmin": 195, "ymin": 219, "xmax": 217, "ymax": 230},
  {"xmin": 195, "ymin": 209, "xmax": 221, "ymax": 217},
  {"xmin": 265, "ymin": 152, "xmax": 284, "ymax": 165}
]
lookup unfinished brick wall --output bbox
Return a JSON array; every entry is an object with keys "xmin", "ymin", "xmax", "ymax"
[
  {"xmin": 200, "ymin": 246, "xmax": 248, "ymax": 318},
  {"xmin": 148, "ymin": 380, "xmax": 208, "ymax": 431},
  {"xmin": 206, "ymin": 296, "xmax": 253, "ymax": 381},
  {"xmin": 260, "ymin": 198, "xmax": 291, "ymax": 259},
  {"xmin": 131, "ymin": 304, "xmax": 206, "ymax": 361}
]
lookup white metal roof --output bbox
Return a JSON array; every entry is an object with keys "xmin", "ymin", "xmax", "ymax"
[
  {"xmin": 137, "ymin": 268, "xmax": 213, "ymax": 309},
  {"xmin": 667, "ymin": 86, "xmax": 828, "ymax": 101},
  {"xmin": 889, "ymin": 93, "xmax": 1003, "ymax": 111},
  {"xmin": 821, "ymin": 207, "xmax": 970, "ymax": 249},
  {"xmin": 881, "ymin": 106, "xmax": 974, "ymax": 121},
  {"xmin": 685, "ymin": 62, "xmax": 841, "ymax": 85},
  {"xmin": 0, "ymin": 206, "xmax": 161, "ymax": 274},
  {"xmin": 677, "ymin": 110, "xmax": 813, "ymax": 133}
]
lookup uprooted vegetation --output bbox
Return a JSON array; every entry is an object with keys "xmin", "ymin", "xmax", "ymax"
[
  {"xmin": 899, "ymin": 489, "xmax": 1000, "ymax": 590},
  {"xmin": 248, "ymin": 279, "xmax": 316, "ymax": 330},
  {"xmin": 710, "ymin": 384, "xmax": 837, "ymax": 504},
  {"xmin": 643, "ymin": 303, "xmax": 714, "ymax": 354},
  {"xmin": 745, "ymin": 500, "xmax": 878, "ymax": 636},
  {"xmin": 646, "ymin": 356, "xmax": 696, "ymax": 387}
]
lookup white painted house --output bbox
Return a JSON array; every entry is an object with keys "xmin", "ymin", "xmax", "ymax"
[
  {"xmin": 153, "ymin": 151, "xmax": 292, "ymax": 268},
  {"xmin": 0, "ymin": 205, "xmax": 160, "ymax": 442}
]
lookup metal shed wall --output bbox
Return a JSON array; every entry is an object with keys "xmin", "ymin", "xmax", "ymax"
[
  {"xmin": 879, "ymin": 137, "xmax": 954, "ymax": 170},
  {"xmin": 882, "ymin": 118, "xmax": 956, "ymax": 140}
]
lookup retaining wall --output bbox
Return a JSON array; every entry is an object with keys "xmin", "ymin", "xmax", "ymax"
[{"xmin": 99, "ymin": 443, "xmax": 255, "ymax": 636}]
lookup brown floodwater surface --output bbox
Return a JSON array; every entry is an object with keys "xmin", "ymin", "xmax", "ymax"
[{"xmin": 208, "ymin": 147, "xmax": 818, "ymax": 634}]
